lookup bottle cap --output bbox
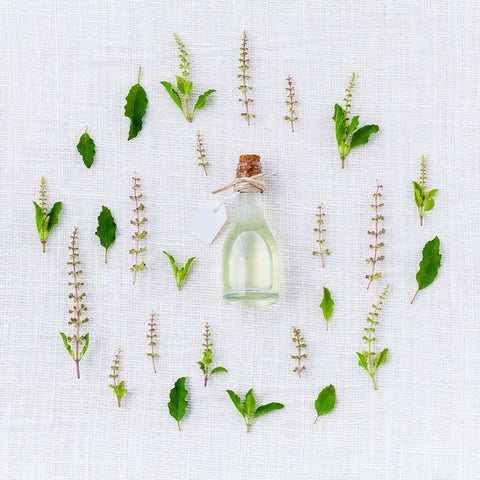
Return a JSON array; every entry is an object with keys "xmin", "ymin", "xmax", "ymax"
[{"xmin": 237, "ymin": 154, "xmax": 261, "ymax": 178}]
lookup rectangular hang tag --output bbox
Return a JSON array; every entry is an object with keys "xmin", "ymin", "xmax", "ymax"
[{"xmin": 188, "ymin": 199, "xmax": 228, "ymax": 244}]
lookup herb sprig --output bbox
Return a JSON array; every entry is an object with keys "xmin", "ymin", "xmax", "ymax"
[
  {"xmin": 284, "ymin": 75, "xmax": 298, "ymax": 132},
  {"xmin": 109, "ymin": 348, "xmax": 127, "ymax": 407},
  {"xmin": 163, "ymin": 251, "xmax": 195, "ymax": 290},
  {"xmin": 147, "ymin": 312, "xmax": 159, "ymax": 374},
  {"xmin": 196, "ymin": 131, "xmax": 209, "ymax": 176},
  {"xmin": 130, "ymin": 175, "xmax": 147, "ymax": 284},
  {"xmin": 238, "ymin": 30, "xmax": 254, "ymax": 125},
  {"xmin": 160, "ymin": 34, "xmax": 215, "ymax": 122},
  {"xmin": 413, "ymin": 155, "xmax": 437, "ymax": 226},
  {"xmin": 366, "ymin": 182, "xmax": 385, "ymax": 289},
  {"xmin": 313, "ymin": 204, "xmax": 329, "ymax": 267},
  {"xmin": 33, "ymin": 177, "xmax": 62, "ymax": 253},
  {"xmin": 291, "ymin": 327, "xmax": 307, "ymax": 378},
  {"xmin": 198, "ymin": 322, "xmax": 228, "ymax": 386}
]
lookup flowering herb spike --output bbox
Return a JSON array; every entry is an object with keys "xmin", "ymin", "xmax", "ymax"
[
  {"xmin": 366, "ymin": 182, "xmax": 385, "ymax": 289},
  {"xmin": 168, "ymin": 377, "xmax": 188, "ymax": 431},
  {"xmin": 238, "ymin": 30, "xmax": 254, "ymax": 125},
  {"xmin": 198, "ymin": 322, "xmax": 228, "ymax": 386},
  {"xmin": 313, "ymin": 204, "xmax": 329, "ymax": 267},
  {"xmin": 109, "ymin": 348, "xmax": 127, "ymax": 407},
  {"xmin": 76, "ymin": 126, "xmax": 95, "ymax": 168},
  {"xmin": 411, "ymin": 236, "xmax": 441, "ymax": 304},
  {"xmin": 226, "ymin": 388, "xmax": 284, "ymax": 433},
  {"xmin": 320, "ymin": 287, "xmax": 334, "ymax": 330},
  {"xmin": 146, "ymin": 312, "xmax": 159, "ymax": 374},
  {"xmin": 124, "ymin": 67, "xmax": 148, "ymax": 140},
  {"xmin": 59, "ymin": 228, "xmax": 89, "ymax": 379},
  {"xmin": 413, "ymin": 155, "xmax": 438, "ymax": 226},
  {"xmin": 160, "ymin": 34, "xmax": 215, "ymax": 122},
  {"xmin": 284, "ymin": 75, "xmax": 298, "ymax": 132},
  {"xmin": 291, "ymin": 327, "xmax": 307, "ymax": 378},
  {"xmin": 95, "ymin": 206, "xmax": 117, "ymax": 263},
  {"xmin": 163, "ymin": 251, "xmax": 195, "ymax": 290},
  {"xmin": 357, "ymin": 284, "xmax": 390, "ymax": 390},
  {"xmin": 130, "ymin": 175, "xmax": 147, "ymax": 284},
  {"xmin": 314, "ymin": 385, "xmax": 336, "ymax": 423},
  {"xmin": 33, "ymin": 177, "xmax": 62, "ymax": 253},
  {"xmin": 196, "ymin": 131, "xmax": 209, "ymax": 175},
  {"xmin": 333, "ymin": 72, "xmax": 379, "ymax": 169}
]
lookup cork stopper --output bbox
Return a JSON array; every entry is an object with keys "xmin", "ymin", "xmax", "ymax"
[{"xmin": 236, "ymin": 154, "xmax": 262, "ymax": 178}]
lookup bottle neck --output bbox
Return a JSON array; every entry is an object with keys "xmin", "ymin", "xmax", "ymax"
[{"xmin": 234, "ymin": 192, "xmax": 265, "ymax": 225}]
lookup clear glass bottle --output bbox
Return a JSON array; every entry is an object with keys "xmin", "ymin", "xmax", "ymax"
[{"xmin": 222, "ymin": 155, "xmax": 279, "ymax": 305}]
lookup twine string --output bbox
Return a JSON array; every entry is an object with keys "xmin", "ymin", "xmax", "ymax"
[{"xmin": 211, "ymin": 172, "xmax": 276, "ymax": 195}]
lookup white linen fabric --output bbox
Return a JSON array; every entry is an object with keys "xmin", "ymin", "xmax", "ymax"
[{"xmin": 0, "ymin": 1, "xmax": 479, "ymax": 478}]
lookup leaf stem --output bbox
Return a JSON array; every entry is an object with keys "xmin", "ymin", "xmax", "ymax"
[
  {"xmin": 137, "ymin": 66, "xmax": 142, "ymax": 85},
  {"xmin": 411, "ymin": 289, "xmax": 419, "ymax": 304},
  {"xmin": 42, "ymin": 241, "xmax": 46, "ymax": 253},
  {"xmin": 104, "ymin": 249, "xmax": 107, "ymax": 264}
]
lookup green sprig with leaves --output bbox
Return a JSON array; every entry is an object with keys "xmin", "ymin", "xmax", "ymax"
[
  {"xmin": 95, "ymin": 206, "xmax": 116, "ymax": 263},
  {"xmin": 226, "ymin": 389, "xmax": 284, "ymax": 433},
  {"xmin": 366, "ymin": 182, "xmax": 385, "ymax": 289},
  {"xmin": 60, "ymin": 228, "xmax": 89, "ymax": 379},
  {"xmin": 124, "ymin": 67, "xmax": 148, "ymax": 140},
  {"xmin": 160, "ymin": 34, "xmax": 215, "ymax": 122},
  {"xmin": 163, "ymin": 251, "xmax": 195, "ymax": 290},
  {"xmin": 109, "ymin": 348, "xmax": 127, "ymax": 407},
  {"xmin": 411, "ymin": 236, "xmax": 441, "ymax": 304},
  {"xmin": 130, "ymin": 175, "xmax": 147, "ymax": 284},
  {"xmin": 320, "ymin": 287, "xmax": 334, "ymax": 330},
  {"xmin": 314, "ymin": 385, "xmax": 336, "ymax": 423},
  {"xmin": 198, "ymin": 322, "xmax": 227, "ymax": 386},
  {"xmin": 284, "ymin": 75, "xmax": 298, "ymax": 132},
  {"xmin": 413, "ymin": 155, "xmax": 437, "ymax": 226},
  {"xmin": 357, "ymin": 283, "xmax": 390, "ymax": 390},
  {"xmin": 291, "ymin": 327, "xmax": 307, "ymax": 378},
  {"xmin": 147, "ymin": 312, "xmax": 158, "ymax": 374},
  {"xmin": 238, "ymin": 30, "xmax": 254, "ymax": 125},
  {"xmin": 168, "ymin": 377, "xmax": 188, "ymax": 431},
  {"xmin": 196, "ymin": 131, "xmax": 209, "ymax": 176},
  {"xmin": 333, "ymin": 72, "xmax": 379, "ymax": 169},
  {"xmin": 313, "ymin": 204, "xmax": 329, "ymax": 267},
  {"xmin": 33, "ymin": 177, "xmax": 62, "ymax": 253}
]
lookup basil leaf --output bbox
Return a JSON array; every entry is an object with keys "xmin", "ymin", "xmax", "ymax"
[
  {"xmin": 124, "ymin": 68, "xmax": 148, "ymax": 140},
  {"xmin": 345, "ymin": 115, "xmax": 359, "ymax": 138},
  {"xmin": 412, "ymin": 236, "xmax": 441, "ymax": 303},
  {"xmin": 356, "ymin": 352, "xmax": 369, "ymax": 372},
  {"xmin": 76, "ymin": 128, "xmax": 95, "ymax": 168},
  {"xmin": 210, "ymin": 366, "xmax": 228, "ymax": 376},
  {"xmin": 374, "ymin": 348, "xmax": 388, "ymax": 371},
  {"xmin": 244, "ymin": 388, "xmax": 255, "ymax": 419},
  {"xmin": 59, "ymin": 332, "xmax": 74, "ymax": 359},
  {"xmin": 314, "ymin": 384, "xmax": 336, "ymax": 421},
  {"xmin": 226, "ymin": 389, "xmax": 244, "ymax": 416},
  {"xmin": 350, "ymin": 124, "xmax": 379, "ymax": 149},
  {"xmin": 175, "ymin": 75, "xmax": 186, "ymax": 95},
  {"xmin": 163, "ymin": 252, "xmax": 195, "ymax": 290},
  {"xmin": 47, "ymin": 202, "xmax": 62, "ymax": 233},
  {"xmin": 197, "ymin": 361, "xmax": 205, "ymax": 373},
  {"xmin": 332, "ymin": 104, "xmax": 345, "ymax": 146},
  {"xmin": 160, "ymin": 81, "xmax": 184, "ymax": 112},
  {"xmin": 253, "ymin": 402, "xmax": 284, "ymax": 420},
  {"xmin": 168, "ymin": 377, "xmax": 188, "ymax": 430},
  {"xmin": 33, "ymin": 201, "xmax": 44, "ymax": 234},
  {"xmin": 95, "ymin": 206, "xmax": 117, "ymax": 263},
  {"xmin": 412, "ymin": 181, "xmax": 423, "ymax": 208},
  {"xmin": 79, "ymin": 333, "xmax": 90, "ymax": 359},
  {"xmin": 320, "ymin": 287, "xmax": 334, "ymax": 324},
  {"xmin": 193, "ymin": 89, "xmax": 216, "ymax": 113}
]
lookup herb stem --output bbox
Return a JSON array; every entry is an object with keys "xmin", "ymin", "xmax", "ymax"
[
  {"xmin": 367, "ymin": 184, "xmax": 381, "ymax": 289},
  {"xmin": 137, "ymin": 66, "xmax": 142, "ymax": 85},
  {"xmin": 42, "ymin": 241, "xmax": 46, "ymax": 253},
  {"xmin": 71, "ymin": 229, "xmax": 81, "ymax": 379},
  {"xmin": 132, "ymin": 176, "xmax": 140, "ymax": 285},
  {"xmin": 411, "ymin": 289, "xmax": 419, "ymax": 304}
]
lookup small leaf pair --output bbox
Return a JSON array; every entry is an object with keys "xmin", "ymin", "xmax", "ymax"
[
  {"xmin": 198, "ymin": 322, "xmax": 227, "ymax": 386},
  {"xmin": 168, "ymin": 377, "xmax": 188, "ymax": 431},
  {"xmin": 163, "ymin": 251, "xmax": 195, "ymax": 290},
  {"xmin": 160, "ymin": 34, "xmax": 215, "ymax": 122},
  {"xmin": 109, "ymin": 348, "xmax": 127, "ymax": 407},
  {"xmin": 411, "ymin": 236, "xmax": 441, "ymax": 304},
  {"xmin": 33, "ymin": 177, "xmax": 62, "ymax": 253},
  {"xmin": 333, "ymin": 72, "xmax": 379, "ymax": 169},
  {"xmin": 226, "ymin": 388, "xmax": 284, "ymax": 432},
  {"xmin": 412, "ymin": 155, "xmax": 438, "ymax": 226}
]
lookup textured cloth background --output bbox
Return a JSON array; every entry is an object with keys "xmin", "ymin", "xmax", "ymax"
[{"xmin": 0, "ymin": 0, "xmax": 479, "ymax": 479}]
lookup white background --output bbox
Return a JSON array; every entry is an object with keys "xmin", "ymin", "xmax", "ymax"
[{"xmin": 1, "ymin": 1, "xmax": 479, "ymax": 478}]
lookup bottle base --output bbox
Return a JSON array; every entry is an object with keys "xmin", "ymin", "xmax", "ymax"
[{"xmin": 223, "ymin": 291, "xmax": 279, "ymax": 306}]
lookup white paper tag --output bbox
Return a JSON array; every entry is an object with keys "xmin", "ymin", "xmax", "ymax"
[{"xmin": 188, "ymin": 200, "xmax": 228, "ymax": 244}]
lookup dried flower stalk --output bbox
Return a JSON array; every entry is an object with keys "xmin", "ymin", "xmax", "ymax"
[
  {"xmin": 60, "ymin": 228, "xmax": 89, "ymax": 379},
  {"xmin": 313, "ymin": 204, "xmax": 330, "ymax": 267},
  {"xmin": 147, "ymin": 312, "xmax": 159, "ymax": 374},
  {"xmin": 291, "ymin": 327, "xmax": 307, "ymax": 378},
  {"xmin": 284, "ymin": 75, "xmax": 298, "ymax": 132},
  {"xmin": 196, "ymin": 131, "xmax": 209, "ymax": 175},
  {"xmin": 109, "ymin": 348, "xmax": 127, "ymax": 407},
  {"xmin": 238, "ymin": 30, "xmax": 254, "ymax": 125},
  {"xmin": 130, "ymin": 175, "xmax": 147, "ymax": 285},
  {"xmin": 366, "ymin": 182, "xmax": 385, "ymax": 289}
]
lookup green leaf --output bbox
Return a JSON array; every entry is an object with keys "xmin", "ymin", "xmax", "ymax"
[
  {"xmin": 210, "ymin": 366, "xmax": 228, "ymax": 376},
  {"xmin": 33, "ymin": 201, "xmax": 44, "ymax": 235},
  {"xmin": 226, "ymin": 390, "xmax": 244, "ymax": 416},
  {"xmin": 320, "ymin": 287, "xmax": 334, "ymax": 323},
  {"xmin": 163, "ymin": 251, "xmax": 178, "ymax": 276},
  {"xmin": 412, "ymin": 181, "xmax": 423, "ymax": 208},
  {"xmin": 412, "ymin": 237, "xmax": 441, "ymax": 301},
  {"xmin": 59, "ymin": 332, "xmax": 74, "ymax": 359},
  {"xmin": 47, "ymin": 202, "xmax": 62, "ymax": 233},
  {"xmin": 76, "ymin": 129, "xmax": 95, "ymax": 168},
  {"xmin": 95, "ymin": 206, "xmax": 117, "ymax": 263},
  {"xmin": 184, "ymin": 80, "xmax": 193, "ymax": 97},
  {"xmin": 124, "ymin": 69, "xmax": 148, "ymax": 140},
  {"xmin": 333, "ymin": 104, "xmax": 346, "ymax": 146},
  {"xmin": 426, "ymin": 188, "xmax": 438, "ymax": 200},
  {"xmin": 175, "ymin": 75, "xmax": 186, "ymax": 95},
  {"xmin": 193, "ymin": 89, "xmax": 216, "ymax": 113},
  {"xmin": 160, "ymin": 81, "xmax": 183, "ymax": 113},
  {"xmin": 163, "ymin": 251, "xmax": 195, "ymax": 290},
  {"xmin": 356, "ymin": 352, "xmax": 369, "ymax": 372},
  {"xmin": 244, "ymin": 388, "xmax": 256, "ymax": 419},
  {"xmin": 80, "ymin": 333, "xmax": 89, "ymax": 359},
  {"xmin": 112, "ymin": 380, "xmax": 127, "ymax": 405},
  {"xmin": 253, "ymin": 402, "xmax": 284, "ymax": 420},
  {"xmin": 346, "ymin": 115, "xmax": 359, "ymax": 138},
  {"xmin": 198, "ymin": 361, "xmax": 205, "ymax": 373},
  {"xmin": 424, "ymin": 189, "xmax": 438, "ymax": 211},
  {"xmin": 314, "ymin": 384, "xmax": 336, "ymax": 420},
  {"xmin": 350, "ymin": 124, "xmax": 379, "ymax": 149},
  {"xmin": 374, "ymin": 348, "xmax": 388, "ymax": 371},
  {"xmin": 168, "ymin": 377, "xmax": 188, "ymax": 430}
]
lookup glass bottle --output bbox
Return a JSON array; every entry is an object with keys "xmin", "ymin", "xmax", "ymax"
[{"xmin": 222, "ymin": 155, "xmax": 279, "ymax": 305}]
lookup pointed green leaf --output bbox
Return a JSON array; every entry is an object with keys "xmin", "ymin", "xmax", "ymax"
[
  {"xmin": 415, "ymin": 237, "xmax": 441, "ymax": 292},
  {"xmin": 244, "ymin": 388, "xmax": 255, "ymax": 419},
  {"xmin": 426, "ymin": 188, "xmax": 438, "ymax": 200},
  {"xmin": 160, "ymin": 81, "xmax": 183, "ymax": 112},
  {"xmin": 193, "ymin": 89, "xmax": 216, "ymax": 113},
  {"xmin": 374, "ymin": 348, "xmax": 388, "ymax": 371},
  {"xmin": 226, "ymin": 390, "xmax": 244, "ymax": 417},
  {"xmin": 124, "ymin": 70, "xmax": 148, "ymax": 140},
  {"xmin": 47, "ymin": 202, "xmax": 62, "ymax": 232},
  {"xmin": 33, "ymin": 201, "xmax": 44, "ymax": 234},
  {"xmin": 210, "ymin": 366, "xmax": 228, "ymax": 376},
  {"xmin": 76, "ymin": 129, "xmax": 95, "ymax": 168},
  {"xmin": 320, "ymin": 287, "xmax": 334, "ymax": 322},
  {"xmin": 198, "ymin": 361, "xmax": 205, "ymax": 373},
  {"xmin": 350, "ymin": 124, "xmax": 379, "ymax": 149},
  {"xmin": 356, "ymin": 352, "xmax": 369, "ymax": 372},
  {"xmin": 412, "ymin": 181, "xmax": 423, "ymax": 208},
  {"xmin": 163, "ymin": 251, "xmax": 178, "ymax": 276},
  {"xmin": 314, "ymin": 384, "xmax": 336, "ymax": 418},
  {"xmin": 175, "ymin": 75, "xmax": 186, "ymax": 95},
  {"xmin": 168, "ymin": 377, "xmax": 188, "ymax": 428},
  {"xmin": 59, "ymin": 332, "xmax": 74, "ymax": 359},
  {"xmin": 346, "ymin": 115, "xmax": 359, "ymax": 138},
  {"xmin": 80, "ymin": 333, "xmax": 90, "ymax": 359},
  {"xmin": 333, "ymin": 104, "xmax": 346, "ymax": 146},
  {"xmin": 184, "ymin": 80, "xmax": 193, "ymax": 97},
  {"xmin": 424, "ymin": 189, "xmax": 438, "ymax": 211},
  {"xmin": 253, "ymin": 402, "xmax": 284, "ymax": 420},
  {"xmin": 95, "ymin": 206, "xmax": 116, "ymax": 262}
]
